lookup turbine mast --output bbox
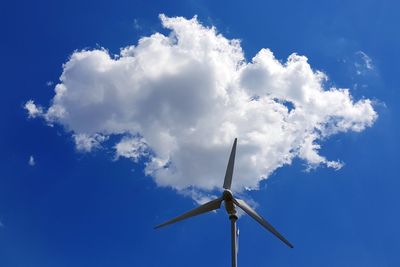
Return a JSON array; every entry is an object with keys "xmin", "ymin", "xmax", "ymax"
[{"xmin": 230, "ymin": 212, "xmax": 238, "ymax": 267}]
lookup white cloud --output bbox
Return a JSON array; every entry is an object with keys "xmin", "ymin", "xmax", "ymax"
[
  {"xmin": 25, "ymin": 15, "xmax": 377, "ymax": 196},
  {"xmin": 114, "ymin": 136, "xmax": 147, "ymax": 161},
  {"xmin": 73, "ymin": 133, "xmax": 107, "ymax": 152},
  {"xmin": 28, "ymin": 155, "xmax": 36, "ymax": 166},
  {"xmin": 24, "ymin": 100, "xmax": 43, "ymax": 118}
]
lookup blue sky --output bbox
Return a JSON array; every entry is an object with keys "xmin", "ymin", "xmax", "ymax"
[{"xmin": 1, "ymin": 0, "xmax": 399, "ymax": 266}]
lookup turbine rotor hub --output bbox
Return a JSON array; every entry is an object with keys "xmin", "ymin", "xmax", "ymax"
[
  {"xmin": 222, "ymin": 189, "xmax": 233, "ymax": 201},
  {"xmin": 223, "ymin": 190, "xmax": 236, "ymax": 216}
]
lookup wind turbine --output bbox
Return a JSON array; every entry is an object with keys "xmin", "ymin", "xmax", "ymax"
[{"xmin": 155, "ymin": 138, "xmax": 293, "ymax": 267}]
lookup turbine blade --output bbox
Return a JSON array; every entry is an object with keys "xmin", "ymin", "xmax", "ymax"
[
  {"xmin": 233, "ymin": 198, "xmax": 294, "ymax": 248},
  {"xmin": 155, "ymin": 197, "xmax": 223, "ymax": 229},
  {"xmin": 223, "ymin": 138, "xmax": 237, "ymax": 190}
]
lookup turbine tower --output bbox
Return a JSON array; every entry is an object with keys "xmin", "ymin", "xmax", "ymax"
[{"xmin": 155, "ymin": 138, "xmax": 293, "ymax": 266}]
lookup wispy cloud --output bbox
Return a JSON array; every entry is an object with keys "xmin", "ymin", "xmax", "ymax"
[
  {"xmin": 24, "ymin": 100, "xmax": 43, "ymax": 118},
  {"xmin": 73, "ymin": 134, "xmax": 108, "ymax": 152},
  {"xmin": 114, "ymin": 137, "xmax": 148, "ymax": 162},
  {"xmin": 133, "ymin": 18, "xmax": 142, "ymax": 30},
  {"xmin": 28, "ymin": 155, "xmax": 35, "ymax": 166},
  {"xmin": 355, "ymin": 51, "xmax": 374, "ymax": 75},
  {"xmin": 24, "ymin": 15, "xmax": 377, "ymax": 198}
]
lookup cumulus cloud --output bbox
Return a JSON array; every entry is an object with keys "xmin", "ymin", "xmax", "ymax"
[{"xmin": 24, "ymin": 15, "xmax": 377, "ymax": 195}]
